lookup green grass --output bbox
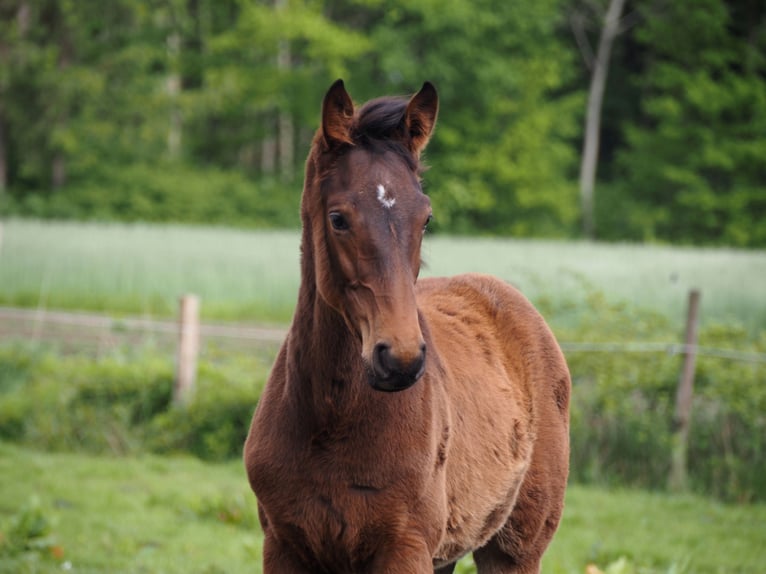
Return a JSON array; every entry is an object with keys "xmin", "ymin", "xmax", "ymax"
[
  {"xmin": 0, "ymin": 219, "xmax": 300, "ymax": 323},
  {"xmin": 1, "ymin": 219, "xmax": 765, "ymax": 332},
  {"xmin": 1, "ymin": 443, "xmax": 765, "ymax": 574}
]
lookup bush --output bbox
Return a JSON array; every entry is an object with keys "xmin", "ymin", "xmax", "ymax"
[
  {"xmin": 0, "ymin": 343, "xmax": 266, "ymax": 460},
  {"xmin": 1, "ymin": 299, "xmax": 764, "ymax": 502},
  {"xmin": 147, "ymin": 365, "xmax": 260, "ymax": 461},
  {"xmin": 2, "ymin": 162, "xmax": 301, "ymax": 228},
  {"xmin": 685, "ymin": 325, "xmax": 766, "ymax": 502},
  {"xmin": 557, "ymin": 294, "xmax": 766, "ymax": 502}
]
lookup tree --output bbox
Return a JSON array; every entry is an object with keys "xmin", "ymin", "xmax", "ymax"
[
  {"xmin": 616, "ymin": 0, "xmax": 766, "ymax": 245},
  {"xmin": 571, "ymin": 0, "xmax": 628, "ymax": 239},
  {"xmin": 344, "ymin": 0, "xmax": 583, "ymax": 236}
]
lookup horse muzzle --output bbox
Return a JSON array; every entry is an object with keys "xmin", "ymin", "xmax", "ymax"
[{"xmin": 368, "ymin": 342, "xmax": 427, "ymax": 392}]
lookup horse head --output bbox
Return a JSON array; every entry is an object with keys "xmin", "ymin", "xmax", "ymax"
[{"xmin": 303, "ymin": 80, "xmax": 438, "ymax": 392}]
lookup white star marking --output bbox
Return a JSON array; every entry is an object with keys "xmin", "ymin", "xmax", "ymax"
[{"xmin": 376, "ymin": 184, "xmax": 396, "ymax": 209}]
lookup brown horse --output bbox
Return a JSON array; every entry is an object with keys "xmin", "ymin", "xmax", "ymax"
[{"xmin": 244, "ymin": 80, "xmax": 570, "ymax": 574}]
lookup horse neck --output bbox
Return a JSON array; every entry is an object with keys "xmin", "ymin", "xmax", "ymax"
[{"xmin": 285, "ymin": 213, "xmax": 367, "ymax": 418}]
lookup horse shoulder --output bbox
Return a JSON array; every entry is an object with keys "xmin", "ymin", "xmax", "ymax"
[{"xmin": 418, "ymin": 272, "xmax": 566, "ymax": 373}]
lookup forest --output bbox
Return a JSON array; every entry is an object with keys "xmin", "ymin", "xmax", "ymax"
[{"xmin": 0, "ymin": 0, "xmax": 764, "ymax": 245}]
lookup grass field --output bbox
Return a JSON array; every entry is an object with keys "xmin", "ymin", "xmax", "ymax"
[
  {"xmin": 1, "ymin": 442, "xmax": 764, "ymax": 574},
  {"xmin": 1, "ymin": 219, "xmax": 765, "ymax": 332},
  {"xmin": 2, "ymin": 219, "xmax": 765, "ymax": 572}
]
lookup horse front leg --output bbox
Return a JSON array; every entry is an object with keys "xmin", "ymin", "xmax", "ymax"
[
  {"xmin": 261, "ymin": 535, "xmax": 315, "ymax": 574},
  {"xmin": 370, "ymin": 536, "xmax": 434, "ymax": 574},
  {"xmin": 472, "ymin": 536, "xmax": 542, "ymax": 574}
]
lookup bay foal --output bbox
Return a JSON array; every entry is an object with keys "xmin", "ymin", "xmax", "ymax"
[{"xmin": 244, "ymin": 80, "xmax": 570, "ymax": 573}]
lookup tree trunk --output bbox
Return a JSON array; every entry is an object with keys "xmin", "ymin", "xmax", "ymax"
[
  {"xmin": 277, "ymin": 48, "xmax": 294, "ymax": 181},
  {"xmin": 0, "ymin": 112, "xmax": 6, "ymax": 193},
  {"xmin": 52, "ymin": 154, "xmax": 66, "ymax": 190},
  {"xmin": 276, "ymin": 0, "xmax": 293, "ymax": 181},
  {"xmin": 53, "ymin": 29, "xmax": 72, "ymax": 190},
  {"xmin": 261, "ymin": 125, "xmax": 277, "ymax": 174},
  {"xmin": 579, "ymin": 0, "xmax": 626, "ymax": 239},
  {"xmin": 167, "ymin": 31, "xmax": 182, "ymax": 160}
]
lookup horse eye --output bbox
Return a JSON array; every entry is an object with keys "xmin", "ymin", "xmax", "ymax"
[
  {"xmin": 329, "ymin": 212, "xmax": 349, "ymax": 231},
  {"xmin": 424, "ymin": 214, "xmax": 433, "ymax": 231}
]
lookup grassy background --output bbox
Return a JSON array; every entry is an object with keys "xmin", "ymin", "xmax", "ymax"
[
  {"xmin": 1, "ymin": 219, "xmax": 764, "ymax": 571},
  {"xmin": 1, "ymin": 219, "xmax": 764, "ymax": 332},
  {"xmin": 2, "ymin": 442, "xmax": 765, "ymax": 574}
]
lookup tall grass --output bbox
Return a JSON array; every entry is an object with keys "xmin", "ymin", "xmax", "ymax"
[
  {"xmin": 0, "ymin": 220, "xmax": 300, "ymax": 322},
  {"xmin": 1, "ymin": 219, "xmax": 764, "ymax": 332}
]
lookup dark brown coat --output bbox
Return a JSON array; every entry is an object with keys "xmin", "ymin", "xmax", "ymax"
[{"xmin": 244, "ymin": 80, "xmax": 570, "ymax": 574}]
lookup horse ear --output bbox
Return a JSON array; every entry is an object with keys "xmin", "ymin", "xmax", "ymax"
[
  {"xmin": 404, "ymin": 81, "xmax": 438, "ymax": 157},
  {"xmin": 321, "ymin": 79, "xmax": 354, "ymax": 148}
]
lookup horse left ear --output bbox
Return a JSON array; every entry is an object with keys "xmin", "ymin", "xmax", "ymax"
[
  {"xmin": 404, "ymin": 82, "xmax": 439, "ymax": 158},
  {"xmin": 322, "ymin": 79, "xmax": 355, "ymax": 149}
]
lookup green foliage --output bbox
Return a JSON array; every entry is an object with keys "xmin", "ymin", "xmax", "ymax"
[
  {"xmin": 345, "ymin": 0, "xmax": 582, "ymax": 236},
  {"xmin": 608, "ymin": 0, "xmax": 766, "ymax": 246},
  {"xmin": 558, "ymin": 293, "xmax": 766, "ymax": 502},
  {"xmin": 0, "ymin": 496, "xmax": 62, "ymax": 572},
  {"xmin": 189, "ymin": 490, "xmax": 260, "ymax": 530},
  {"xmin": 5, "ymin": 163, "xmax": 300, "ymax": 228},
  {"xmin": 0, "ymin": 343, "xmax": 266, "ymax": 461},
  {"xmin": 686, "ymin": 325, "xmax": 766, "ymax": 502},
  {"xmin": 147, "ymin": 362, "xmax": 261, "ymax": 461},
  {"xmin": 2, "ymin": 0, "xmax": 764, "ymax": 244},
  {"xmin": 1, "ymin": 295, "xmax": 765, "ymax": 503}
]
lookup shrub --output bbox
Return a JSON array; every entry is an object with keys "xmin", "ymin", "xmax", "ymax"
[
  {"xmin": 0, "ymin": 343, "xmax": 266, "ymax": 460},
  {"xmin": 0, "ymin": 496, "xmax": 63, "ymax": 571},
  {"xmin": 147, "ymin": 367, "xmax": 259, "ymax": 461},
  {"xmin": 560, "ymin": 295, "xmax": 766, "ymax": 501},
  {"xmin": 1, "ymin": 300, "xmax": 764, "ymax": 502},
  {"xmin": 3, "ymin": 162, "xmax": 301, "ymax": 229}
]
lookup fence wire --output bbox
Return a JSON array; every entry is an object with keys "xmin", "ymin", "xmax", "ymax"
[
  {"xmin": 2, "ymin": 307, "xmax": 764, "ymax": 365},
  {"xmin": 560, "ymin": 342, "xmax": 766, "ymax": 364}
]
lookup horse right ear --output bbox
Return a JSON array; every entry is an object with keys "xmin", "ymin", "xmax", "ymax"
[{"xmin": 321, "ymin": 79, "xmax": 354, "ymax": 148}]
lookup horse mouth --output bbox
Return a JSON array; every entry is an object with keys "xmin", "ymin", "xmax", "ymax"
[{"xmin": 366, "ymin": 363, "xmax": 425, "ymax": 393}]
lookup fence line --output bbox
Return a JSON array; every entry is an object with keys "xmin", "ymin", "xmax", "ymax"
[
  {"xmin": 0, "ymin": 306, "xmax": 288, "ymax": 343},
  {"xmin": 559, "ymin": 342, "xmax": 766, "ymax": 364},
  {"xmin": 2, "ymin": 306, "xmax": 764, "ymax": 363}
]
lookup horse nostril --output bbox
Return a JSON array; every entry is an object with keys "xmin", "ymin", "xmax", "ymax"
[
  {"xmin": 414, "ymin": 343, "xmax": 427, "ymax": 374},
  {"xmin": 373, "ymin": 343, "xmax": 393, "ymax": 379},
  {"xmin": 408, "ymin": 343, "xmax": 426, "ymax": 381}
]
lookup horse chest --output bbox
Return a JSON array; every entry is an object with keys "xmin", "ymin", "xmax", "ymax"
[
  {"xmin": 247, "ymin": 393, "xmax": 448, "ymax": 566},
  {"xmin": 255, "ymin": 451, "xmax": 442, "ymax": 571}
]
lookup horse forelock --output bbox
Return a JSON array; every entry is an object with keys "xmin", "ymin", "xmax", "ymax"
[{"xmin": 309, "ymin": 96, "xmax": 422, "ymax": 183}]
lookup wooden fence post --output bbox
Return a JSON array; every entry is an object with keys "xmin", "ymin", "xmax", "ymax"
[
  {"xmin": 174, "ymin": 294, "xmax": 200, "ymax": 405},
  {"xmin": 669, "ymin": 289, "xmax": 701, "ymax": 491}
]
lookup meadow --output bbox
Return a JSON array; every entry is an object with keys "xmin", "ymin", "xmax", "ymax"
[
  {"xmin": 1, "ymin": 219, "xmax": 765, "ymax": 333},
  {"xmin": 2, "ymin": 442, "xmax": 765, "ymax": 574},
  {"xmin": 1, "ymin": 219, "xmax": 765, "ymax": 572}
]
